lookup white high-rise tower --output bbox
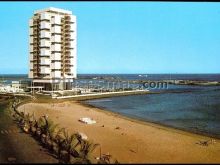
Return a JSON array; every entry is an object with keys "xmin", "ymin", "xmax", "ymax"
[{"xmin": 28, "ymin": 7, "xmax": 77, "ymax": 90}]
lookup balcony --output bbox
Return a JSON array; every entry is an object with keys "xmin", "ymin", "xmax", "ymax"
[
  {"xmin": 40, "ymin": 31, "xmax": 51, "ymax": 38},
  {"xmin": 65, "ymin": 15, "xmax": 76, "ymax": 23},
  {"xmin": 33, "ymin": 45, "xmax": 38, "ymax": 49},
  {"xmin": 33, "ymin": 73, "xmax": 38, "ymax": 78},
  {"xmin": 33, "ymin": 64, "xmax": 39, "ymax": 69},
  {"xmin": 71, "ymin": 50, "xmax": 76, "ymax": 57},
  {"xmin": 33, "ymin": 41, "xmax": 38, "ymax": 45},
  {"xmin": 65, "ymin": 33, "xmax": 71, "ymax": 37},
  {"xmin": 40, "ymin": 58, "xmax": 50, "ymax": 65},
  {"xmin": 51, "ymin": 53, "xmax": 61, "ymax": 61},
  {"xmin": 40, "ymin": 22, "xmax": 50, "ymax": 30},
  {"xmin": 70, "ymin": 24, "xmax": 76, "ymax": 32},
  {"xmin": 33, "ymin": 50, "xmax": 40, "ymax": 55},
  {"xmin": 40, "ymin": 13, "xmax": 50, "ymax": 20},
  {"xmin": 64, "ymin": 50, "xmax": 72, "ymax": 55},
  {"xmin": 51, "ymin": 62, "xmax": 61, "ymax": 69},
  {"xmin": 29, "ymin": 53, "xmax": 34, "ymax": 61},
  {"xmin": 29, "ymin": 28, "xmax": 33, "ymax": 35},
  {"xmin": 51, "ymin": 35, "xmax": 61, "ymax": 43},
  {"xmin": 51, "ymin": 16, "xmax": 61, "ymax": 24},
  {"xmin": 29, "ymin": 62, "xmax": 33, "ymax": 69},
  {"xmin": 40, "ymin": 67, "xmax": 50, "ymax": 74},
  {"xmin": 51, "ymin": 71, "xmax": 61, "ymax": 78},
  {"xmin": 29, "ymin": 36, "xmax": 33, "ymax": 44},
  {"xmin": 51, "ymin": 44, "xmax": 61, "ymax": 52},
  {"xmin": 65, "ymin": 20, "xmax": 71, "ymax": 24},
  {"xmin": 64, "ymin": 55, "xmax": 73, "ymax": 59},
  {"xmin": 33, "ymin": 70, "xmax": 40, "ymax": 75},
  {"xmin": 40, "ymin": 49, "xmax": 50, "ymax": 56},
  {"xmin": 64, "ymin": 59, "xmax": 71, "ymax": 63},
  {"xmin": 40, "ymin": 40, "xmax": 50, "ymax": 47},
  {"xmin": 65, "ymin": 15, "xmax": 71, "ymax": 20},
  {"xmin": 33, "ymin": 35, "xmax": 38, "ymax": 39},
  {"xmin": 30, "ymin": 45, "xmax": 33, "ymax": 52},
  {"xmin": 28, "ymin": 71, "xmax": 33, "ymax": 79},
  {"xmin": 51, "ymin": 26, "xmax": 61, "ymax": 34},
  {"xmin": 65, "ymin": 24, "xmax": 71, "ymax": 29},
  {"xmin": 64, "ymin": 29, "xmax": 71, "ymax": 33},
  {"xmin": 29, "ymin": 19, "xmax": 33, "ymax": 27},
  {"xmin": 33, "ymin": 29, "xmax": 38, "ymax": 35},
  {"xmin": 70, "ymin": 41, "xmax": 76, "ymax": 48},
  {"xmin": 33, "ymin": 46, "xmax": 38, "ymax": 50},
  {"xmin": 64, "ymin": 42, "xmax": 74, "ymax": 49},
  {"xmin": 70, "ymin": 15, "xmax": 76, "ymax": 22},
  {"xmin": 33, "ymin": 20, "xmax": 39, "ymax": 25},
  {"xmin": 33, "ymin": 54, "xmax": 38, "ymax": 59},
  {"xmin": 64, "ymin": 69, "xmax": 71, "ymax": 73},
  {"xmin": 65, "ymin": 33, "xmax": 76, "ymax": 40}
]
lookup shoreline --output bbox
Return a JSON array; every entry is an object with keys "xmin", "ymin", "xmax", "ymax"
[
  {"xmin": 17, "ymin": 100, "xmax": 220, "ymax": 163},
  {"xmin": 80, "ymin": 101, "xmax": 220, "ymax": 140}
]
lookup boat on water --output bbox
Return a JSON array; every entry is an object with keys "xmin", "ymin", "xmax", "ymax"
[{"xmin": 138, "ymin": 74, "xmax": 148, "ymax": 77}]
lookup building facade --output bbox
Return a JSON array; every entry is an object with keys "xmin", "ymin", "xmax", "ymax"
[{"xmin": 28, "ymin": 7, "xmax": 77, "ymax": 90}]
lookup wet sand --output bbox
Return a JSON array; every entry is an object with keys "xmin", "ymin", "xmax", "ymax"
[{"xmin": 18, "ymin": 101, "xmax": 220, "ymax": 163}]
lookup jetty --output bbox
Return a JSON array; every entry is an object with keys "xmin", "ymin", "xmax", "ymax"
[{"xmin": 53, "ymin": 89, "xmax": 149, "ymax": 100}]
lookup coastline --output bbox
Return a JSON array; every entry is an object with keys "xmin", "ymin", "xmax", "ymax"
[
  {"xmin": 17, "ymin": 100, "xmax": 220, "ymax": 163},
  {"xmin": 80, "ymin": 100, "xmax": 220, "ymax": 140}
]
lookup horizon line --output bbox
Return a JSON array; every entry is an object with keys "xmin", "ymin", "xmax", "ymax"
[{"xmin": 0, "ymin": 73, "xmax": 220, "ymax": 75}]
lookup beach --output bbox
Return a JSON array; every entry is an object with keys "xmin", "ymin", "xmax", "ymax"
[{"xmin": 18, "ymin": 100, "xmax": 220, "ymax": 163}]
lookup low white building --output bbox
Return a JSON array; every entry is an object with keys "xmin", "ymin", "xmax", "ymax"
[{"xmin": 0, "ymin": 85, "xmax": 24, "ymax": 93}]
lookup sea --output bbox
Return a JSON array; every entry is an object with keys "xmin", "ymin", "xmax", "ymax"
[{"xmin": 1, "ymin": 74, "xmax": 220, "ymax": 138}]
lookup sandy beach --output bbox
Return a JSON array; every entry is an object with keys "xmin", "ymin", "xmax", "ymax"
[{"xmin": 18, "ymin": 100, "xmax": 220, "ymax": 163}]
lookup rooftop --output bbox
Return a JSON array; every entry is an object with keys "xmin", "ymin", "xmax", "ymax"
[{"xmin": 34, "ymin": 7, "xmax": 72, "ymax": 15}]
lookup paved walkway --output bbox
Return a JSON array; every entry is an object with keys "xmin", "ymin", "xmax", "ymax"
[{"xmin": 55, "ymin": 89, "xmax": 149, "ymax": 99}]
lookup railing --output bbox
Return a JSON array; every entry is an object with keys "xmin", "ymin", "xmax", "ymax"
[
  {"xmin": 65, "ymin": 69, "xmax": 71, "ymax": 72},
  {"xmin": 65, "ymin": 24, "xmax": 71, "ymax": 28},
  {"xmin": 65, "ymin": 16, "xmax": 71, "ymax": 20},
  {"xmin": 64, "ymin": 60, "xmax": 71, "ymax": 63}
]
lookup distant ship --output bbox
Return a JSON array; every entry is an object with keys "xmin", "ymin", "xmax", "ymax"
[{"xmin": 138, "ymin": 75, "xmax": 148, "ymax": 77}]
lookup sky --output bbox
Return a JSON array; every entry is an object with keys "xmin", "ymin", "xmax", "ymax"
[{"xmin": 0, "ymin": 2, "xmax": 220, "ymax": 74}]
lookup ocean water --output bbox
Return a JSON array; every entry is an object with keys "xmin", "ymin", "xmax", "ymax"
[
  {"xmin": 1, "ymin": 73, "xmax": 220, "ymax": 82},
  {"xmin": 77, "ymin": 73, "xmax": 220, "ymax": 81},
  {"xmin": 85, "ymin": 85, "xmax": 220, "ymax": 138},
  {"xmin": 1, "ymin": 74, "xmax": 220, "ymax": 138}
]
